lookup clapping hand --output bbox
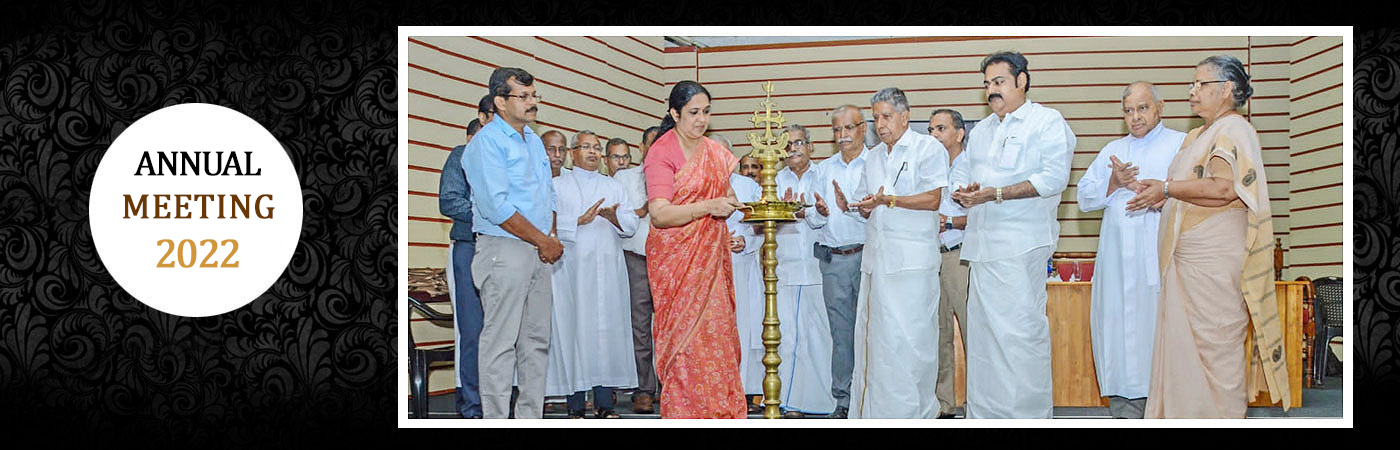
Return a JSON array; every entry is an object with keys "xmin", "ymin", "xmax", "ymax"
[
  {"xmin": 782, "ymin": 187, "xmax": 806, "ymax": 218},
  {"xmin": 831, "ymin": 181, "xmax": 851, "ymax": 212},
  {"xmin": 1109, "ymin": 155, "xmax": 1141, "ymax": 192},
  {"xmin": 577, "ymin": 198, "xmax": 605, "ymax": 225},
  {"xmin": 598, "ymin": 203, "xmax": 619, "ymax": 223},
  {"xmin": 1125, "ymin": 179, "xmax": 1167, "ymax": 211}
]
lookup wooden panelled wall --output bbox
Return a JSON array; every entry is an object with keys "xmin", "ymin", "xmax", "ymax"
[
  {"xmin": 406, "ymin": 36, "xmax": 668, "ymax": 268},
  {"xmin": 407, "ymin": 36, "xmax": 1342, "ymax": 278}
]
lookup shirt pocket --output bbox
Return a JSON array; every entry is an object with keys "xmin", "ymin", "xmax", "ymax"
[{"xmin": 998, "ymin": 137, "xmax": 1024, "ymax": 169}]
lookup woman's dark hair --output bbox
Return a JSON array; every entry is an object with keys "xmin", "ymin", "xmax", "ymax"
[
  {"xmin": 658, "ymin": 80, "xmax": 711, "ymax": 137},
  {"xmin": 1198, "ymin": 55, "xmax": 1253, "ymax": 109},
  {"xmin": 477, "ymin": 93, "xmax": 495, "ymax": 117},
  {"xmin": 465, "ymin": 118, "xmax": 483, "ymax": 136}
]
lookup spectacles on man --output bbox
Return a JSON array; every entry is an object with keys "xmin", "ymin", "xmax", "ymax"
[
  {"xmin": 833, "ymin": 123, "xmax": 862, "ymax": 133},
  {"xmin": 572, "ymin": 144, "xmax": 603, "ymax": 152},
  {"xmin": 500, "ymin": 92, "xmax": 543, "ymax": 102},
  {"xmin": 1186, "ymin": 79, "xmax": 1228, "ymax": 93},
  {"xmin": 788, "ymin": 139, "xmax": 809, "ymax": 148}
]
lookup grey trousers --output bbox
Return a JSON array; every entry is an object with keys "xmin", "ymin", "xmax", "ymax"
[
  {"xmin": 935, "ymin": 246, "xmax": 970, "ymax": 415},
  {"xmin": 472, "ymin": 234, "xmax": 554, "ymax": 419},
  {"xmin": 1108, "ymin": 396, "xmax": 1146, "ymax": 419},
  {"xmin": 624, "ymin": 251, "xmax": 658, "ymax": 396},
  {"xmin": 816, "ymin": 244, "xmax": 862, "ymax": 411}
]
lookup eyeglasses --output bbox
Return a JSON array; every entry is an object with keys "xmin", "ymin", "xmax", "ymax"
[
  {"xmin": 545, "ymin": 145, "xmax": 567, "ymax": 153},
  {"xmin": 500, "ymin": 93, "xmax": 543, "ymax": 102},
  {"xmin": 572, "ymin": 144, "xmax": 603, "ymax": 152},
  {"xmin": 833, "ymin": 123, "xmax": 862, "ymax": 133},
  {"xmin": 788, "ymin": 139, "xmax": 809, "ymax": 148},
  {"xmin": 1187, "ymin": 79, "xmax": 1228, "ymax": 93}
]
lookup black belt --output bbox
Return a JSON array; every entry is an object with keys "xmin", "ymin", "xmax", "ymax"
[
  {"xmin": 822, "ymin": 244, "xmax": 864, "ymax": 255},
  {"xmin": 940, "ymin": 243, "xmax": 961, "ymax": 253}
]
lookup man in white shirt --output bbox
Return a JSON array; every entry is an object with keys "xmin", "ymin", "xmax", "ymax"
[
  {"xmin": 1077, "ymin": 82, "xmax": 1185, "ymax": 419},
  {"xmin": 542, "ymin": 130, "xmax": 570, "ymax": 178},
  {"xmin": 804, "ymin": 104, "xmax": 869, "ymax": 419},
  {"xmin": 928, "ymin": 108, "xmax": 971, "ymax": 419},
  {"xmin": 727, "ymin": 171, "xmax": 765, "ymax": 414},
  {"xmin": 840, "ymin": 87, "xmax": 948, "ymax": 418},
  {"xmin": 773, "ymin": 124, "xmax": 836, "ymax": 418},
  {"xmin": 611, "ymin": 126, "xmax": 661, "ymax": 413},
  {"xmin": 951, "ymin": 51, "xmax": 1076, "ymax": 419},
  {"xmin": 739, "ymin": 154, "xmax": 763, "ymax": 183}
]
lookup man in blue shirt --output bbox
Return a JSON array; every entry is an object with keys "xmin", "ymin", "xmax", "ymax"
[
  {"xmin": 439, "ymin": 113, "xmax": 488, "ymax": 418},
  {"xmin": 462, "ymin": 67, "xmax": 563, "ymax": 419}
]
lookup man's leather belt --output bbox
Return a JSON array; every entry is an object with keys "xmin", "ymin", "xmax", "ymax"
[{"xmin": 828, "ymin": 244, "xmax": 863, "ymax": 255}]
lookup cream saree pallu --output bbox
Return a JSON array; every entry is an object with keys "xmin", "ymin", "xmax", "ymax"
[{"xmin": 1145, "ymin": 114, "xmax": 1289, "ymax": 418}]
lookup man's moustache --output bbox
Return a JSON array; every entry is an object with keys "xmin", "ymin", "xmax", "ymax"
[
  {"xmin": 988, "ymin": 94, "xmax": 1003, "ymax": 102},
  {"xmin": 526, "ymin": 107, "xmax": 538, "ymax": 113}
]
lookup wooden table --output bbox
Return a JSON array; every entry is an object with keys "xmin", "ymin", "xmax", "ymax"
[{"xmin": 950, "ymin": 281, "xmax": 1305, "ymax": 408}]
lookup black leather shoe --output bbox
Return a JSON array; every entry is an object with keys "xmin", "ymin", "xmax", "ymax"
[
  {"xmin": 828, "ymin": 407, "xmax": 848, "ymax": 419},
  {"xmin": 782, "ymin": 410, "xmax": 806, "ymax": 419},
  {"xmin": 937, "ymin": 412, "xmax": 957, "ymax": 419}
]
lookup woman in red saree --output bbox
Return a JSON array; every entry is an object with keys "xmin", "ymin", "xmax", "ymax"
[{"xmin": 643, "ymin": 81, "xmax": 749, "ymax": 418}]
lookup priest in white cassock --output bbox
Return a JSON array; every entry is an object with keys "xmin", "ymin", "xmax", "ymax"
[
  {"xmin": 951, "ymin": 51, "xmax": 1075, "ymax": 419},
  {"xmin": 841, "ymin": 88, "xmax": 948, "ymax": 419},
  {"xmin": 727, "ymin": 169, "xmax": 765, "ymax": 412},
  {"xmin": 545, "ymin": 130, "xmax": 639, "ymax": 418},
  {"xmin": 1076, "ymin": 82, "xmax": 1185, "ymax": 419},
  {"xmin": 773, "ymin": 124, "xmax": 836, "ymax": 418}
]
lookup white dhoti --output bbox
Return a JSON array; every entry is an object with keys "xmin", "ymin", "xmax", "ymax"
[
  {"xmin": 734, "ymin": 249, "xmax": 766, "ymax": 395},
  {"xmin": 964, "ymin": 245, "xmax": 1054, "ymax": 418},
  {"xmin": 776, "ymin": 283, "xmax": 834, "ymax": 414},
  {"xmin": 849, "ymin": 269, "xmax": 941, "ymax": 419}
]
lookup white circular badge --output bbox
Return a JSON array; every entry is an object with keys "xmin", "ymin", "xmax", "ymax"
[{"xmin": 89, "ymin": 103, "xmax": 304, "ymax": 317}]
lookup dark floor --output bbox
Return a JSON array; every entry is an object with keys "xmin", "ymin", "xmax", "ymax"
[{"xmin": 419, "ymin": 376, "xmax": 1345, "ymax": 419}]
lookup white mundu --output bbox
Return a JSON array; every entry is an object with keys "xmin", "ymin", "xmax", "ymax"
[
  {"xmin": 728, "ymin": 173, "xmax": 765, "ymax": 396},
  {"xmin": 773, "ymin": 166, "xmax": 835, "ymax": 415},
  {"xmin": 848, "ymin": 128, "xmax": 949, "ymax": 419},
  {"xmin": 1076, "ymin": 122, "xmax": 1184, "ymax": 400},
  {"xmin": 544, "ymin": 167, "xmax": 640, "ymax": 396},
  {"xmin": 951, "ymin": 100, "xmax": 1075, "ymax": 419}
]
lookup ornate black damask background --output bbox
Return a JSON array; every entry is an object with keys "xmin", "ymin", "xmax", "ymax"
[
  {"xmin": 0, "ymin": 0, "xmax": 400, "ymax": 444},
  {"xmin": 0, "ymin": 0, "xmax": 1390, "ymax": 442},
  {"xmin": 1354, "ymin": 28, "xmax": 1400, "ymax": 423}
]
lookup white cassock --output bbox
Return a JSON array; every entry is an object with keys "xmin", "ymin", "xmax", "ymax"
[
  {"xmin": 952, "ymin": 101, "xmax": 1075, "ymax": 419},
  {"xmin": 847, "ymin": 129, "xmax": 948, "ymax": 419},
  {"xmin": 728, "ymin": 174, "xmax": 766, "ymax": 395},
  {"xmin": 773, "ymin": 166, "xmax": 835, "ymax": 414},
  {"xmin": 1076, "ymin": 122, "xmax": 1184, "ymax": 400},
  {"xmin": 545, "ymin": 168, "xmax": 640, "ymax": 396}
]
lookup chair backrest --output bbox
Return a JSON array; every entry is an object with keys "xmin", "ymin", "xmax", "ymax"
[{"xmin": 1313, "ymin": 276, "xmax": 1343, "ymax": 328}]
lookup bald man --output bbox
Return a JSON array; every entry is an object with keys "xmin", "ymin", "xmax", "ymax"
[
  {"xmin": 1076, "ymin": 81, "xmax": 1185, "ymax": 418},
  {"xmin": 542, "ymin": 130, "xmax": 570, "ymax": 177}
]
